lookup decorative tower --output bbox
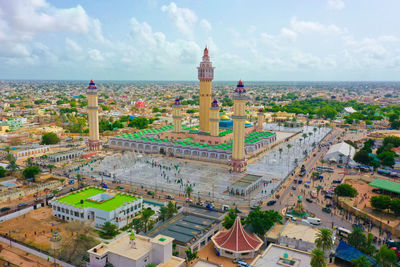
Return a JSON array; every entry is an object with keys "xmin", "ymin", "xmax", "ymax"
[
  {"xmin": 257, "ymin": 108, "xmax": 264, "ymax": 131},
  {"xmin": 229, "ymin": 80, "xmax": 248, "ymax": 172},
  {"xmin": 87, "ymin": 80, "xmax": 101, "ymax": 151},
  {"xmin": 172, "ymin": 97, "xmax": 183, "ymax": 133},
  {"xmin": 197, "ymin": 46, "xmax": 215, "ymax": 132},
  {"xmin": 209, "ymin": 99, "xmax": 220, "ymax": 137}
]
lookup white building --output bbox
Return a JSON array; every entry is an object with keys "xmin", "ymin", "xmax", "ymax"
[
  {"xmin": 88, "ymin": 233, "xmax": 184, "ymax": 267},
  {"xmin": 323, "ymin": 142, "xmax": 355, "ymax": 164},
  {"xmin": 343, "ymin": 107, "xmax": 357, "ymax": 114},
  {"xmin": 50, "ymin": 187, "xmax": 143, "ymax": 229},
  {"xmin": 251, "ymin": 243, "xmax": 312, "ymax": 267}
]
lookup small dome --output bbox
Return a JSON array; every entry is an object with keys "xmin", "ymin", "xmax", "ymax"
[
  {"xmin": 220, "ymin": 115, "xmax": 230, "ymax": 120},
  {"xmin": 245, "ymin": 121, "xmax": 251, "ymax": 124},
  {"xmin": 191, "ymin": 128, "xmax": 199, "ymax": 131}
]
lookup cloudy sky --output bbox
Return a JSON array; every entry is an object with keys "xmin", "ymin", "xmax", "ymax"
[{"xmin": 1, "ymin": 0, "xmax": 400, "ymax": 81}]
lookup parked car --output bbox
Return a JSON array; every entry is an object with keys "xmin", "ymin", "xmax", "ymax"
[
  {"xmin": 324, "ymin": 195, "xmax": 333, "ymax": 199},
  {"xmin": 305, "ymin": 198, "xmax": 313, "ymax": 203},
  {"xmin": 17, "ymin": 202, "xmax": 28, "ymax": 208},
  {"xmin": 0, "ymin": 207, "xmax": 10, "ymax": 212},
  {"xmin": 267, "ymin": 200, "xmax": 276, "ymax": 206},
  {"xmin": 250, "ymin": 204, "xmax": 259, "ymax": 210},
  {"xmin": 372, "ymin": 189, "xmax": 382, "ymax": 194},
  {"xmin": 325, "ymin": 203, "xmax": 333, "ymax": 208},
  {"xmin": 292, "ymin": 186, "xmax": 296, "ymax": 190},
  {"xmin": 165, "ymin": 195, "xmax": 174, "ymax": 200},
  {"xmin": 322, "ymin": 207, "xmax": 332, "ymax": 213},
  {"xmin": 235, "ymin": 208, "xmax": 243, "ymax": 213}
]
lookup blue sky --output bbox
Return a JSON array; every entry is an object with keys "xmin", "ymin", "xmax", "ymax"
[{"xmin": 1, "ymin": 0, "xmax": 400, "ymax": 81}]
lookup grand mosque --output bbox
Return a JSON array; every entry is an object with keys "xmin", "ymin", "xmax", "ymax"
[{"xmin": 90, "ymin": 47, "xmax": 276, "ymax": 172}]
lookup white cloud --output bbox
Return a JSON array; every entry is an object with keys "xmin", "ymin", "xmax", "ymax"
[
  {"xmin": 327, "ymin": 0, "xmax": 345, "ymax": 10},
  {"xmin": 0, "ymin": 0, "xmax": 104, "ymax": 43},
  {"xmin": 200, "ymin": 19, "xmax": 212, "ymax": 32},
  {"xmin": 88, "ymin": 49, "xmax": 104, "ymax": 61},
  {"xmin": 65, "ymin": 38, "xmax": 82, "ymax": 53},
  {"xmin": 290, "ymin": 17, "xmax": 342, "ymax": 35},
  {"xmin": 280, "ymin": 27, "xmax": 297, "ymax": 42},
  {"xmin": 161, "ymin": 2, "xmax": 198, "ymax": 38}
]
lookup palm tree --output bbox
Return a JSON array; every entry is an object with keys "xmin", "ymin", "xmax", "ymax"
[
  {"xmin": 318, "ymin": 124, "xmax": 322, "ymax": 133},
  {"xmin": 140, "ymin": 208, "xmax": 155, "ymax": 233},
  {"xmin": 315, "ymin": 228, "xmax": 333, "ymax": 253},
  {"xmin": 279, "ymin": 148, "xmax": 283, "ymax": 159},
  {"xmin": 313, "ymin": 127, "xmax": 317, "ymax": 136},
  {"xmin": 6, "ymin": 160, "xmax": 19, "ymax": 175},
  {"xmin": 76, "ymin": 173, "xmax": 82, "ymax": 188},
  {"xmin": 185, "ymin": 186, "xmax": 193, "ymax": 198},
  {"xmin": 302, "ymin": 133, "xmax": 308, "ymax": 143},
  {"xmin": 158, "ymin": 206, "xmax": 168, "ymax": 222},
  {"xmin": 351, "ymin": 255, "xmax": 370, "ymax": 267},
  {"xmin": 26, "ymin": 157, "xmax": 33, "ymax": 166},
  {"xmin": 311, "ymin": 249, "xmax": 326, "ymax": 267},
  {"xmin": 47, "ymin": 164, "xmax": 55, "ymax": 173}
]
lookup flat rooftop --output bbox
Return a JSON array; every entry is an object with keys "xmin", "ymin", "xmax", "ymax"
[
  {"xmin": 55, "ymin": 187, "xmax": 139, "ymax": 211},
  {"xmin": 251, "ymin": 244, "xmax": 312, "ymax": 267},
  {"xmin": 231, "ymin": 174, "xmax": 262, "ymax": 188},
  {"xmin": 149, "ymin": 213, "xmax": 218, "ymax": 245},
  {"xmin": 369, "ymin": 178, "xmax": 400, "ymax": 194},
  {"xmin": 279, "ymin": 222, "xmax": 319, "ymax": 244}
]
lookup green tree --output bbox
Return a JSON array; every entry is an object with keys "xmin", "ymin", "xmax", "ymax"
[
  {"xmin": 311, "ymin": 249, "xmax": 326, "ymax": 267},
  {"xmin": 222, "ymin": 209, "xmax": 238, "ymax": 229},
  {"xmin": 351, "ymin": 255, "xmax": 371, "ymax": 267},
  {"xmin": 389, "ymin": 198, "xmax": 400, "ymax": 215},
  {"xmin": 129, "ymin": 117, "xmax": 149, "ymax": 129},
  {"xmin": 353, "ymin": 150, "xmax": 372, "ymax": 165},
  {"xmin": 23, "ymin": 166, "xmax": 40, "ymax": 181},
  {"xmin": 378, "ymin": 151, "xmax": 395, "ymax": 167},
  {"xmin": 0, "ymin": 166, "xmax": 6, "ymax": 178},
  {"xmin": 158, "ymin": 206, "xmax": 168, "ymax": 222},
  {"xmin": 334, "ymin": 184, "xmax": 358, "ymax": 197},
  {"xmin": 360, "ymin": 233, "xmax": 376, "ymax": 256},
  {"xmin": 26, "ymin": 157, "xmax": 33, "ymax": 166},
  {"xmin": 6, "ymin": 160, "xmax": 19, "ymax": 174},
  {"xmin": 383, "ymin": 136, "xmax": 400, "ymax": 147},
  {"xmin": 140, "ymin": 207, "xmax": 155, "ymax": 233},
  {"xmin": 185, "ymin": 186, "xmax": 193, "ymax": 198},
  {"xmin": 145, "ymin": 264, "xmax": 156, "ymax": 267},
  {"xmin": 185, "ymin": 247, "xmax": 197, "ymax": 262},
  {"xmin": 375, "ymin": 245, "xmax": 397, "ymax": 267},
  {"xmin": 370, "ymin": 195, "xmax": 391, "ymax": 211},
  {"xmin": 348, "ymin": 226, "xmax": 366, "ymax": 251},
  {"xmin": 101, "ymin": 222, "xmax": 118, "ymax": 238},
  {"xmin": 5, "ymin": 153, "xmax": 15, "ymax": 163},
  {"xmin": 47, "ymin": 164, "xmax": 55, "ymax": 173},
  {"xmin": 41, "ymin": 132, "xmax": 60, "ymax": 145},
  {"xmin": 166, "ymin": 201, "xmax": 178, "ymax": 218},
  {"xmin": 245, "ymin": 207, "xmax": 282, "ymax": 236},
  {"xmin": 315, "ymin": 228, "xmax": 333, "ymax": 253}
]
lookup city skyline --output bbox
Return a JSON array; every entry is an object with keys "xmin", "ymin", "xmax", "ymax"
[{"xmin": 1, "ymin": 0, "xmax": 400, "ymax": 81}]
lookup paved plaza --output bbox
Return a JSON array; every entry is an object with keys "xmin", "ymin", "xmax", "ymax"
[{"xmin": 80, "ymin": 125, "xmax": 331, "ymax": 206}]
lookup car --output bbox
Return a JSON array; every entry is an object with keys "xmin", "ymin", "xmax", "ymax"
[
  {"xmin": 17, "ymin": 202, "xmax": 28, "ymax": 208},
  {"xmin": 232, "ymin": 258, "xmax": 244, "ymax": 264},
  {"xmin": 324, "ymin": 195, "xmax": 333, "ymax": 199},
  {"xmin": 46, "ymin": 193, "xmax": 54, "ymax": 198},
  {"xmin": 372, "ymin": 189, "xmax": 382, "ymax": 194},
  {"xmin": 70, "ymin": 187, "xmax": 77, "ymax": 192},
  {"xmin": 322, "ymin": 207, "xmax": 332, "ymax": 213},
  {"xmin": 292, "ymin": 186, "xmax": 296, "ymax": 190},
  {"xmin": 325, "ymin": 203, "xmax": 332, "ymax": 208},
  {"xmin": 305, "ymin": 198, "xmax": 313, "ymax": 203},
  {"xmin": 235, "ymin": 208, "xmax": 243, "ymax": 213},
  {"xmin": 337, "ymin": 164, "xmax": 343, "ymax": 168},
  {"xmin": 267, "ymin": 200, "xmax": 276, "ymax": 206},
  {"xmin": 165, "ymin": 195, "xmax": 174, "ymax": 200},
  {"xmin": 186, "ymin": 198, "xmax": 193, "ymax": 203},
  {"xmin": 147, "ymin": 191, "xmax": 154, "ymax": 196},
  {"xmin": 0, "ymin": 207, "xmax": 10, "ymax": 212},
  {"xmin": 237, "ymin": 260, "xmax": 250, "ymax": 267},
  {"xmin": 250, "ymin": 204, "xmax": 259, "ymax": 210}
]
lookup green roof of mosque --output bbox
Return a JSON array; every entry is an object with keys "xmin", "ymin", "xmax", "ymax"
[
  {"xmin": 369, "ymin": 179, "xmax": 400, "ymax": 194},
  {"xmin": 55, "ymin": 187, "xmax": 138, "ymax": 212}
]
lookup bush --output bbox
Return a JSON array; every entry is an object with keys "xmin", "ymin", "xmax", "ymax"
[
  {"xmin": 41, "ymin": 132, "xmax": 60, "ymax": 145},
  {"xmin": 23, "ymin": 166, "xmax": 40, "ymax": 180},
  {"xmin": 370, "ymin": 195, "xmax": 391, "ymax": 211},
  {"xmin": 0, "ymin": 166, "xmax": 6, "ymax": 178},
  {"xmin": 334, "ymin": 184, "xmax": 358, "ymax": 197}
]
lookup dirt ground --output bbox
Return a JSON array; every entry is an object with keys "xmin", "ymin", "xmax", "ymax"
[
  {"xmin": 197, "ymin": 242, "xmax": 254, "ymax": 267},
  {"xmin": 0, "ymin": 207, "xmax": 70, "ymax": 252},
  {"xmin": 0, "ymin": 241, "xmax": 59, "ymax": 267}
]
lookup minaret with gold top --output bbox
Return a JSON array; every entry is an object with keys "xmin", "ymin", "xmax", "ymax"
[
  {"xmin": 87, "ymin": 80, "xmax": 101, "ymax": 151},
  {"xmin": 209, "ymin": 99, "xmax": 220, "ymax": 136},
  {"xmin": 257, "ymin": 108, "xmax": 264, "ymax": 131},
  {"xmin": 229, "ymin": 80, "xmax": 248, "ymax": 172},
  {"xmin": 197, "ymin": 47, "xmax": 215, "ymax": 132},
  {"xmin": 172, "ymin": 97, "xmax": 183, "ymax": 133}
]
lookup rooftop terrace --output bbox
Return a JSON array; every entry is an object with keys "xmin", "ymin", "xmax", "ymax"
[{"xmin": 55, "ymin": 187, "xmax": 139, "ymax": 211}]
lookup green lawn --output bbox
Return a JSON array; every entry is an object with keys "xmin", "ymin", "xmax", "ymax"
[{"xmin": 56, "ymin": 187, "xmax": 138, "ymax": 212}]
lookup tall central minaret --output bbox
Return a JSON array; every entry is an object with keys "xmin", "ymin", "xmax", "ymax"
[
  {"xmin": 197, "ymin": 47, "xmax": 215, "ymax": 132},
  {"xmin": 87, "ymin": 80, "xmax": 101, "ymax": 151},
  {"xmin": 230, "ymin": 80, "xmax": 248, "ymax": 172}
]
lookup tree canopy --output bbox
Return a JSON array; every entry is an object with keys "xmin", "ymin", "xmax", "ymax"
[
  {"xmin": 22, "ymin": 166, "xmax": 40, "ymax": 180},
  {"xmin": 334, "ymin": 184, "xmax": 358, "ymax": 197},
  {"xmin": 245, "ymin": 207, "xmax": 282, "ymax": 236},
  {"xmin": 41, "ymin": 132, "xmax": 60, "ymax": 145}
]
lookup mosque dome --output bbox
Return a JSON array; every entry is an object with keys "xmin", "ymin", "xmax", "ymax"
[
  {"xmin": 192, "ymin": 128, "xmax": 199, "ymax": 131},
  {"xmin": 220, "ymin": 115, "xmax": 230, "ymax": 120},
  {"xmin": 245, "ymin": 121, "xmax": 252, "ymax": 125}
]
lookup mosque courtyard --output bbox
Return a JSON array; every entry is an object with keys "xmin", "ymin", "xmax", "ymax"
[{"xmin": 79, "ymin": 125, "xmax": 331, "ymax": 206}]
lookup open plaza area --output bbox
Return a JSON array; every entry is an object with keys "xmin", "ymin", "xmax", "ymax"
[{"xmin": 79, "ymin": 126, "xmax": 331, "ymax": 206}]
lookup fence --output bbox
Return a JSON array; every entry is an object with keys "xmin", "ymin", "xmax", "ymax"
[{"xmin": 0, "ymin": 181, "xmax": 61, "ymax": 203}]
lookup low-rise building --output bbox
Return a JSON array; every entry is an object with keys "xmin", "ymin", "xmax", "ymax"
[
  {"xmin": 47, "ymin": 149, "xmax": 83, "ymax": 162},
  {"xmin": 50, "ymin": 187, "xmax": 143, "ymax": 228},
  {"xmin": 88, "ymin": 233, "xmax": 184, "ymax": 267},
  {"xmin": 251, "ymin": 243, "xmax": 312, "ymax": 267},
  {"xmin": 0, "ymin": 145, "xmax": 50, "ymax": 158}
]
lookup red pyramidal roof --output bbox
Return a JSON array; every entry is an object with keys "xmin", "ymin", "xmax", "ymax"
[{"xmin": 212, "ymin": 217, "xmax": 263, "ymax": 253}]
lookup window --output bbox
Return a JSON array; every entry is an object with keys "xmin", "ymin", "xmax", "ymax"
[
  {"xmin": 57, "ymin": 207, "xmax": 60, "ymax": 212},
  {"xmin": 61, "ymin": 208, "xmax": 65, "ymax": 213}
]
